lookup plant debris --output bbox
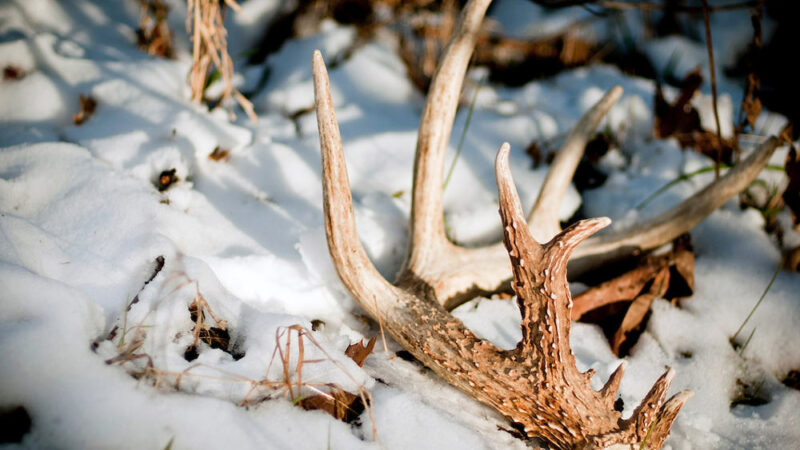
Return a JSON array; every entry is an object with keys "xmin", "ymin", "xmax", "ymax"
[
  {"xmin": 3, "ymin": 65, "xmax": 24, "ymax": 80},
  {"xmin": 156, "ymin": 168, "xmax": 178, "ymax": 191},
  {"xmin": 186, "ymin": 0, "xmax": 256, "ymax": 121},
  {"xmin": 574, "ymin": 237, "xmax": 694, "ymax": 355},
  {"xmin": 72, "ymin": 94, "xmax": 97, "ymax": 126},
  {"xmin": 184, "ymin": 291, "xmax": 235, "ymax": 362},
  {"xmin": 297, "ymin": 386, "xmax": 366, "ymax": 423},
  {"xmin": 208, "ymin": 146, "xmax": 230, "ymax": 162},
  {"xmin": 730, "ymin": 378, "xmax": 769, "ymax": 408},
  {"xmin": 344, "ymin": 336, "xmax": 376, "ymax": 367},
  {"xmin": 782, "ymin": 370, "xmax": 800, "ymax": 390},
  {"xmin": 136, "ymin": 0, "xmax": 174, "ymax": 58},
  {"xmin": 654, "ymin": 69, "xmax": 735, "ymax": 164}
]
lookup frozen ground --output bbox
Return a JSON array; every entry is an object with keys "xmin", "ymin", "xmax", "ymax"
[{"xmin": 1, "ymin": 0, "xmax": 799, "ymax": 449}]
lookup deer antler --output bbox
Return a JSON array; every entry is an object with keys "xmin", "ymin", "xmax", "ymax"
[
  {"xmin": 312, "ymin": 0, "xmax": 777, "ymax": 444},
  {"xmin": 316, "ymin": 79, "xmax": 692, "ymax": 444}
]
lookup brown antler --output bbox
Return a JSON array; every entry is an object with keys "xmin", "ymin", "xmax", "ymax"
[
  {"xmin": 312, "ymin": 0, "xmax": 776, "ymax": 445},
  {"xmin": 316, "ymin": 85, "xmax": 692, "ymax": 445}
]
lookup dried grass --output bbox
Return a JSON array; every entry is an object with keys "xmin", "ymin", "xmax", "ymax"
[{"xmin": 186, "ymin": 0, "xmax": 256, "ymax": 121}]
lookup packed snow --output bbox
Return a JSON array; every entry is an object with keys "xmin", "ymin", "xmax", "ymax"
[{"xmin": 1, "ymin": 0, "xmax": 799, "ymax": 449}]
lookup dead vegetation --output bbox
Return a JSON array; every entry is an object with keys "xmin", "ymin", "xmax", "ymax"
[
  {"xmin": 186, "ymin": 0, "xmax": 256, "ymax": 121},
  {"xmin": 96, "ymin": 262, "xmax": 376, "ymax": 427},
  {"xmin": 72, "ymin": 94, "xmax": 97, "ymax": 126},
  {"xmin": 136, "ymin": 0, "xmax": 174, "ymax": 58}
]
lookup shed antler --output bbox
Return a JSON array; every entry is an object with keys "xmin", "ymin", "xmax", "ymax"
[
  {"xmin": 317, "ymin": 77, "xmax": 692, "ymax": 444},
  {"xmin": 313, "ymin": 0, "xmax": 777, "ymax": 445}
]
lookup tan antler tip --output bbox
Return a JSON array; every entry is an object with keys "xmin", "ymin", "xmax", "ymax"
[
  {"xmin": 608, "ymin": 85, "xmax": 623, "ymax": 102},
  {"xmin": 495, "ymin": 142, "xmax": 512, "ymax": 168}
]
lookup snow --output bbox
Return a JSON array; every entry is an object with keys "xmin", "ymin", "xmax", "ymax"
[{"xmin": 2, "ymin": 1, "xmax": 800, "ymax": 449}]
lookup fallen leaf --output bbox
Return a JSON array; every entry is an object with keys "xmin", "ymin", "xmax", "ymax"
[
  {"xmin": 136, "ymin": 0, "xmax": 174, "ymax": 58},
  {"xmin": 298, "ymin": 386, "xmax": 365, "ymax": 423},
  {"xmin": 785, "ymin": 246, "xmax": 800, "ymax": 272},
  {"xmin": 3, "ymin": 65, "xmax": 24, "ymax": 80},
  {"xmin": 156, "ymin": 168, "xmax": 178, "ymax": 191},
  {"xmin": 345, "ymin": 336, "xmax": 376, "ymax": 367},
  {"xmin": 654, "ymin": 68, "xmax": 703, "ymax": 139},
  {"xmin": 741, "ymin": 73, "xmax": 762, "ymax": 129},
  {"xmin": 73, "ymin": 94, "xmax": 97, "ymax": 125},
  {"xmin": 654, "ymin": 69, "xmax": 735, "ymax": 163},
  {"xmin": 208, "ymin": 146, "xmax": 230, "ymax": 162},
  {"xmin": 573, "ymin": 237, "xmax": 695, "ymax": 356},
  {"xmin": 611, "ymin": 266, "xmax": 669, "ymax": 355}
]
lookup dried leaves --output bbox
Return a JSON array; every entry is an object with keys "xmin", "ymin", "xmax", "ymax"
[
  {"xmin": 345, "ymin": 336, "xmax": 376, "ymax": 367},
  {"xmin": 73, "ymin": 94, "xmax": 97, "ymax": 126},
  {"xmin": 136, "ymin": 0, "xmax": 174, "ymax": 58},
  {"xmin": 574, "ymin": 238, "xmax": 694, "ymax": 355},
  {"xmin": 654, "ymin": 69, "xmax": 735, "ymax": 163},
  {"xmin": 208, "ymin": 146, "xmax": 230, "ymax": 162},
  {"xmin": 297, "ymin": 387, "xmax": 365, "ymax": 423},
  {"xmin": 156, "ymin": 168, "xmax": 178, "ymax": 191},
  {"xmin": 3, "ymin": 65, "xmax": 24, "ymax": 80},
  {"xmin": 296, "ymin": 336, "xmax": 376, "ymax": 422},
  {"xmin": 184, "ymin": 293, "xmax": 233, "ymax": 361}
]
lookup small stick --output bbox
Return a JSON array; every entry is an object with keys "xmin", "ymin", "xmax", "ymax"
[{"xmin": 701, "ymin": 0, "xmax": 724, "ymax": 178}]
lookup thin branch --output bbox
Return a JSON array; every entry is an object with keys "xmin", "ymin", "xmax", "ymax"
[{"xmin": 700, "ymin": 0, "xmax": 724, "ymax": 178}]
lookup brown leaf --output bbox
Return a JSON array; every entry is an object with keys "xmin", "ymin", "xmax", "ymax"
[
  {"xmin": 571, "ymin": 258, "xmax": 665, "ymax": 320},
  {"xmin": 3, "ymin": 65, "xmax": 24, "ymax": 80},
  {"xmin": 653, "ymin": 69, "xmax": 736, "ymax": 163},
  {"xmin": 156, "ymin": 168, "xmax": 178, "ymax": 192},
  {"xmin": 298, "ymin": 387, "xmax": 365, "ymax": 423},
  {"xmin": 136, "ymin": 0, "xmax": 174, "ymax": 59},
  {"xmin": 742, "ymin": 73, "xmax": 762, "ymax": 128},
  {"xmin": 345, "ymin": 336, "xmax": 376, "ymax": 367},
  {"xmin": 73, "ymin": 94, "xmax": 97, "ymax": 125},
  {"xmin": 208, "ymin": 146, "xmax": 230, "ymax": 162},
  {"xmin": 785, "ymin": 246, "xmax": 800, "ymax": 272},
  {"xmin": 654, "ymin": 69, "xmax": 703, "ymax": 140},
  {"xmin": 611, "ymin": 267, "xmax": 670, "ymax": 355},
  {"xmin": 573, "ymin": 238, "xmax": 695, "ymax": 355}
]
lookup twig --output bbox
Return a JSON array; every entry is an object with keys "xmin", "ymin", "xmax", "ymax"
[{"xmin": 700, "ymin": 0, "xmax": 724, "ymax": 179}]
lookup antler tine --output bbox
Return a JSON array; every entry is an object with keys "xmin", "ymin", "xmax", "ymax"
[
  {"xmin": 312, "ymin": 50, "xmax": 402, "ymax": 318},
  {"xmin": 570, "ymin": 135, "xmax": 780, "ymax": 276},
  {"xmin": 528, "ymin": 85, "xmax": 623, "ymax": 242},
  {"xmin": 497, "ymin": 144, "xmax": 605, "ymax": 349},
  {"xmin": 645, "ymin": 390, "xmax": 694, "ymax": 449},
  {"xmin": 599, "ymin": 360, "xmax": 627, "ymax": 409},
  {"xmin": 404, "ymin": 0, "xmax": 492, "ymax": 274}
]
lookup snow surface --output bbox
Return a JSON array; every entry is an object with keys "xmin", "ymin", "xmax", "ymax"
[{"xmin": 1, "ymin": 1, "xmax": 799, "ymax": 449}]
